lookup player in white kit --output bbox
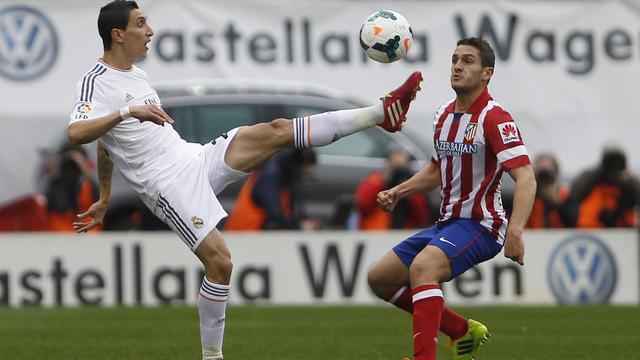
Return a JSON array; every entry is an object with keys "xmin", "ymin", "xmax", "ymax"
[{"xmin": 68, "ymin": 2, "xmax": 423, "ymax": 359}]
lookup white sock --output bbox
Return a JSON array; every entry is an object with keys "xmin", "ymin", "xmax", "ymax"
[
  {"xmin": 198, "ymin": 277, "xmax": 229, "ymax": 360},
  {"xmin": 293, "ymin": 104, "xmax": 384, "ymax": 149}
]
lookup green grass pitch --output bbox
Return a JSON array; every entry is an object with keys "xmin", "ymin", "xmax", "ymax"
[{"xmin": 1, "ymin": 306, "xmax": 638, "ymax": 359}]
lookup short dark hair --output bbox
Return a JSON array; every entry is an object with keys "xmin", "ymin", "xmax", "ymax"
[
  {"xmin": 601, "ymin": 147, "xmax": 627, "ymax": 173},
  {"xmin": 534, "ymin": 153, "xmax": 559, "ymax": 173},
  {"xmin": 457, "ymin": 37, "xmax": 495, "ymax": 68},
  {"xmin": 98, "ymin": 0, "xmax": 138, "ymax": 51}
]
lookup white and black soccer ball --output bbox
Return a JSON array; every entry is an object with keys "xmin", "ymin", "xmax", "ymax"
[{"xmin": 359, "ymin": 10, "xmax": 413, "ymax": 63}]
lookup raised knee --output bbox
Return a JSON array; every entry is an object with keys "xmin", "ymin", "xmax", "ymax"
[
  {"xmin": 367, "ymin": 268, "xmax": 382, "ymax": 290},
  {"xmin": 409, "ymin": 260, "xmax": 434, "ymax": 282},
  {"xmin": 267, "ymin": 118, "xmax": 292, "ymax": 146},
  {"xmin": 367, "ymin": 270, "xmax": 377, "ymax": 290},
  {"xmin": 409, "ymin": 253, "xmax": 451, "ymax": 284},
  {"xmin": 367, "ymin": 268, "xmax": 393, "ymax": 300}
]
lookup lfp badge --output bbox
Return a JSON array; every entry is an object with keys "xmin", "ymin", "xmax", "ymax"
[{"xmin": 74, "ymin": 103, "xmax": 93, "ymax": 120}]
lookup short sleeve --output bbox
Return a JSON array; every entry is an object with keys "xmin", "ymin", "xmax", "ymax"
[
  {"xmin": 483, "ymin": 108, "xmax": 530, "ymax": 169},
  {"xmin": 431, "ymin": 104, "xmax": 447, "ymax": 164},
  {"xmin": 68, "ymin": 80, "xmax": 111, "ymax": 126},
  {"xmin": 431, "ymin": 113, "xmax": 440, "ymax": 164}
]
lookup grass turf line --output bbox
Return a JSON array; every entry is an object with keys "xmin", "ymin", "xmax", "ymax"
[{"xmin": 0, "ymin": 306, "xmax": 638, "ymax": 359}]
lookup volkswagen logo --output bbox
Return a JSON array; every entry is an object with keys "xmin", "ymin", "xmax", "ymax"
[
  {"xmin": 0, "ymin": 5, "xmax": 58, "ymax": 81},
  {"xmin": 547, "ymin": 235, "xmax": 617, "ymax": 304}
]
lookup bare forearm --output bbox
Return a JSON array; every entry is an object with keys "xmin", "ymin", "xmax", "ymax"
[
  {"xmin": 68, "ymin": 111, "xmax": 123, "ymax": 145},
  {"xmin": 97, "ymin": 143, "xmax": 113, "ymax": 202},
  {"xmin": 509, "ymin": 168, "xmax": 537, "ymax": 231},
  {"xmin": 394, "ymin": 162, "xmax": 441, "ymax": 200}
]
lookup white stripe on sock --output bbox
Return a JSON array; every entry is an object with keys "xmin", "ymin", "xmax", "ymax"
[
  {"xmin": 201, "ymin": 278, "xmax": 230, "ymax": 301},
  {"xmin": 305, "ymin": 116, "xmax": 311, "ymax": 147},
  {"xmin": 412, "ymin": 288, "xmax": 443, "ymax": 303},
  {"xmin": 389, "ymin": 285, "xmax": 408, "ymax": 304}
]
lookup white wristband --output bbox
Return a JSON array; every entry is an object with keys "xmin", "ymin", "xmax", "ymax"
[{"xmin": 119, "ymin": 106, "xmax": 131, "ymax": 120}]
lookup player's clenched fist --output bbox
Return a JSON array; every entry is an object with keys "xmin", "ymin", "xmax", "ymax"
[
  {"xmin": 130, "ymin": 104, "xmax": 174, "ymax": 126},
  {"xmin": 504, "ymin": 228, "xmax": 525, "ymax": 265},
  {"xmin": 377, "ymin": 188, "xmax": 399, "ymax": 211}
]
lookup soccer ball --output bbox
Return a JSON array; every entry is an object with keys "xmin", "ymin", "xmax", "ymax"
[{"xmin": 359, "ymin": 10, "xmax": 413, "ymax": 63}]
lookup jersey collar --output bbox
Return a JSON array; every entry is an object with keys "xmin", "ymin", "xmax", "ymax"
[
  {"xmin": 466, "ymin": 88, "xmax": 493, "ymax": 114},
  {"xmin": 98, "ymin": 59, "xmax": 134, "ymax": 72}
]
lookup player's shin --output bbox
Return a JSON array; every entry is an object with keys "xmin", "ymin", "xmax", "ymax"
[
  {"xmin": 198, "ymin": 277, "xmax": 230, "ymax": 360},
  {"xmin": 388, "ymin": 286, "xmax": 469, "ymax": 341},
  {"xmin": 292, "ymin": 104, "xmax": 383, "ymax": 149},
  {"xmin": 411, "ymin": 284, "xmax": 444, "ymax": 360}
]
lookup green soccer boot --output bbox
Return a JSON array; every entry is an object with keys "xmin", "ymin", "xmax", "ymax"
[{"xmin": 445, "ymin": 319, "xmax": 491, "ymax": 359}]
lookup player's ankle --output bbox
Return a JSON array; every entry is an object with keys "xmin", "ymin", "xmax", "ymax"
[{"xmin": 202, "ymin": 346, "xmax": 223, "ymax": 360}]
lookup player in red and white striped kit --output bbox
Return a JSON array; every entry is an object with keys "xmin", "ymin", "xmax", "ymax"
[{"xmin": 368, "ymin": 37, "xmax": 536, "ymax": 360}]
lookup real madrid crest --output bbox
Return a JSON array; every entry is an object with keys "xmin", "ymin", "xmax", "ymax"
[{"xmin": 191, "ymin": 216, "xmax": 204, "ymax": 229}]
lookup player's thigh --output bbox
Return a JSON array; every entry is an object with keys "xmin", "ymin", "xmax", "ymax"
[
  {"xmin": 368, "ymin": 250, "xmax": 410, "ymax": 288},
  {"xmin": 195, "ymin": 228, "xmax": 230, "ymax": 259},
  {"xmin": 224, "ymin": 119, "xmax": 294, "ymax": 173},
  {"xmin": 410, "ymin": 245, "xmax": 451, "ymax": 285},
  {"xmin": 430, "ymin": 219, "xmax": 503, "ymax": 279},
  {"xmin": 204, "ymin": 127, "xmax": 250, "ymax": 194},
  {"xmin": 152, "ymin": 163, "xmax": 226, "ymax": 252}
]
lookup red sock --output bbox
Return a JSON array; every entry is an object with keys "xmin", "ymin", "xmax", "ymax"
[
  {"xmin": 412, "ymin": 285, "xmax": 444, "ymax": 360},
  {"xmin": 387, "ymin": 286, "xmax": 413, "ymax": 313},
  {"xmin": 388, "ymin": 287, "xmax": 468, "ymax": 340},
  {"xmin": 440, "ymin": 307, "xmax": 468, "ymax": 340}
]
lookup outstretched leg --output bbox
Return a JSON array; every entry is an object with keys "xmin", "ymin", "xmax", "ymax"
[{"xmin": 224, "ymin": 71, "xmax": 422, "ymax": 173}]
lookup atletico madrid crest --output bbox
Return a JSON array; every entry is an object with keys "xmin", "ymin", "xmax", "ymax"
[{"xmin": 464, "ymin": 123, "xmax": 478, "ymax": 142}]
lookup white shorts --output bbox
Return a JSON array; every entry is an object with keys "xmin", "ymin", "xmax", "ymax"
[{"xmin": 151, "ymin": 127, "xmax": 249, "ymax": 251}]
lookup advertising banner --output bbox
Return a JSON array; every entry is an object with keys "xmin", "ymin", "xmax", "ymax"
[{"xmin": 0, "ymin": 230, "xmax": 637, "ymax": 307}]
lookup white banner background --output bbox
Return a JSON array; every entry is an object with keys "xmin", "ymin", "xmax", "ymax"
[
  {"xmin": 0, "ymin": 230, "xmax": 637, "ymax": 307},
  {"xmin": 1, "ymin": 0, "xmax": 640, "ymax": 202}
]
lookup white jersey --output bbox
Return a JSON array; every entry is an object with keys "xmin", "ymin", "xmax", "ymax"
[{"xmin": 68, "ymin": 60, "xmax": 200, "ymax": 203}]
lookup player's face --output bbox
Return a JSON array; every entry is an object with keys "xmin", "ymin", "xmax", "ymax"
[
  {"xmin": 450, "ymin": 45, "xmax": 493, "ymax": 93},
  {"xmin": 122, "ymin": 9, "xmax": 154, "ymax": 61}
]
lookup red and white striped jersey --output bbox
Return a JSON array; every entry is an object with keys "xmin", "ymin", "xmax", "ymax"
[{"xmin": 431, "ymin": 89, "xmax": 530, "ymax": 244}]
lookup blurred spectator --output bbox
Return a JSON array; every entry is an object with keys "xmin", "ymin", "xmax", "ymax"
[
  {"xmin": 525, "ymin": 153, "xmax": 571, "ymax": 228},
  {"xmin": 225, "ymin": 149, "xmax": 318, "ymax": 230},
  {"xmin": 354, "ymin": 147, "xmax": 431, "ymax": 230},
  {"xmin": 0, "ymin": 195, "xmax": 48, "ymax": 231},
  {"xmin": 44, "ymin": 145, "xmax": 100, "ymax": 232},
  {"xmin": 566, "ymin": 146, "xmax": 640, "ymax": 228}
]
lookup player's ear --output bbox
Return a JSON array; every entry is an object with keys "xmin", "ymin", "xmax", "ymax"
[
  {"xmin": 482, "ymin": 67, "xmax": 494, "ymax": 82},
  {"xmin": 111, "ymin": 28, "xmax": 125, "ymax": 45}
]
